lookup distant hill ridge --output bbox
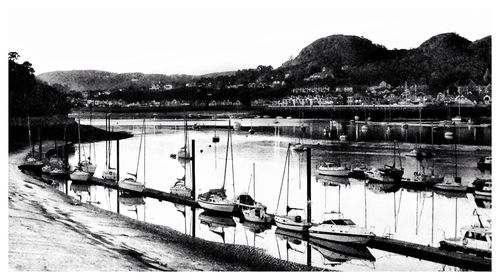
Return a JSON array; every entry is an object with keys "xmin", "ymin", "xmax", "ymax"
[{"xmin": 38, "ymin": 32, "xmax": 490, "ymax": 92}]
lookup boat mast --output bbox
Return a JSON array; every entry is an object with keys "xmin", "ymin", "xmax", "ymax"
[
  {"xmin": 134, "ymin": 121, "xmax": 144, "ymax": 179},
  {"xmin": 274, "ymin": 144, "xmax": 290, "ymax": 215},
  {"xmin": 77, "ymin": 118, "xmax": 81, "ymax": 163},
  {"xmin": 27, "ymin": 116, "xmax": 34, "ymax": 155},
  {"xmin": 286, "ymin": 145, "xmax": 290, "ymax": 214},
  {"xmin": 143, "ymin": 119, "xmax": 146, "ymax": 185},
  {"xmin": 253, "ymin": 163, "xmax": 256, "ymax": 199}
]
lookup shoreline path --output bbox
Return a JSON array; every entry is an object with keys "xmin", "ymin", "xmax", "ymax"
[{"xmin": 8, "ymin": 148, "xmax": 314, "ymax": 271}]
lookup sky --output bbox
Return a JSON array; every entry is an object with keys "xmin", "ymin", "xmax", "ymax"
[{"xmin": 7, "ymin": 0, "xmax": 493, "ymax": 76}]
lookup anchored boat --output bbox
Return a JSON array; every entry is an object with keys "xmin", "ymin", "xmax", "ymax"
[
  {"xmin": 274, "ymin": 144, "xmax": 312, "ymax": 232},
  {"xmin": 308, "ymin": 212, "xmax": 374, "ymax": 244}
]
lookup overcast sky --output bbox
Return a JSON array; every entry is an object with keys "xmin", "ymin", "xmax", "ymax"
[{"xmin": 7, "ymin": 0, "xmax": 492, "ymax": 75}]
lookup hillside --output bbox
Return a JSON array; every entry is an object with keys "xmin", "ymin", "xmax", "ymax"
[
  {"xmin": 37, "ymin": 70, "xmax": 199, "ymax": 92},
  {"xmin": 37, "ymin": 33, "xmax": 491, "ymax": 93},
  {"xmin": 281, "ymin": 33, "xmax": 491, "ymax": 90}
]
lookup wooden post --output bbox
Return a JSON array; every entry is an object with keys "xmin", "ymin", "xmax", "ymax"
[
  {"xmin": 191, "ymin": 139, "xmax": 196, "ymax": 200},
  {"xmin": 116, "ymin": 139, "xmax": 120, "ymax": 214},
  {"xmin": 306, "ymin": 242, "xmax": 311, "ymax": 267},
  {"xmin": 38, "ymin": 127, "xmax": 42, "ymax": 161},
  {"xmin": 306, "ymin": 147, "xmax": 311, "ymax": 224},
  {"xmin": 191, "ymin": 139, "xmax": 196, "ymax": 238}
]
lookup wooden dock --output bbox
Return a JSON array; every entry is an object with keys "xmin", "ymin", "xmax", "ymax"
[
  {"xmin": 367, "ymin": 236, "xmax": 491, "ymax": 271},
  {"xmin": 89, "ymin": 177, "xmax": 200, "ymax": 207}
]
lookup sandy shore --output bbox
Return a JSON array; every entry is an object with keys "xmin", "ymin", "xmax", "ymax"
[{"xmin": 8, "ymin": 149, "xmax": 314, "ymax": 271}]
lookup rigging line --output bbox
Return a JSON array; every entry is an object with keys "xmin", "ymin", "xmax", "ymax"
[
  {"xmin": 143, "ymin": 119, "xmax": 146, "ymax": 184},
  {"xmin": 135, "ymin": 121, "xmax": 144, "ymax": 178},
  {"xmin": 230, "ymin": 125, "xmax": 236, "ymax": 197},
  {"xmin": 286, "ymin": 145, "xmax": 291, "ymax": 213},
  {"xmin": 222, "ymin": 121, "xmax": 230, "ymax": 189},
  {"xmin": 246, "ymin": 172, "xmax": 253, "ymax": 194},
  {"xmin": 274, "ymin": 145, "xmax": 290, "ymax": 215}
]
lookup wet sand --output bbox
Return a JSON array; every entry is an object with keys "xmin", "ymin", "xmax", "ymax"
[{"xmin": 8, "ymin": 149, "xmax": 314, "ymax": 271}]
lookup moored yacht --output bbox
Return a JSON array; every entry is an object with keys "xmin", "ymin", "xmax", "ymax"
[
  {"xmin": 318, "ymin": 162, "xmax": 350, "ymax": 177},
  {"xmin": 308, "ymin": 212, "xmax": 374, "ymax": 244}
]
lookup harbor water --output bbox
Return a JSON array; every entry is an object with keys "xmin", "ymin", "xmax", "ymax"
[{"xmin": 51, "ymin": 117, "xmax": 491, "ymax": 271}]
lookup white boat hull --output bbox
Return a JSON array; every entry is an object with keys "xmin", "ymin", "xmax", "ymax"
[
  {"xmin": 318, "ymin": 168, "xmax": 350, "ymax": 177},
  {"xmin": 242, "ymin": 208, "xmax": 272, "ymax": 223},
  {"xmin": 70, "ymin": 171, "xmax": 90, "ymax": 181},
  {"xmin": 79, "ymin": 162, "xmax": 97, "ymax": 175},
  {"xmin": 118, "ymin": 180, "xmax": 145, "ymax": 193},
  {"xmin": 474, "ymin": 190, "xmax": 491, "ymax": 198},
  {"xmin": 274, "ymin": 215, "xmax": 311, "ymax": 232},
  {"xmin": 177, "ymin": 149, "xmax": 190, "ymax": 159},
  {"xmin": 171, "ymin": 185, "xmax": 192, "ymax": 198},
  {"xmin": 198, "ymin": 200, "xmax": 237, "ymax": 213},
  {"xmin": 102, "ymin": 169, "xmax": 117, "ymax": 181}
]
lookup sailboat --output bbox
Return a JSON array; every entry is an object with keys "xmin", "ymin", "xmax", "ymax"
[
  {"xmin": 274, "ymin": 144, "xmax": 312, "ymax": 232},
  {"xmin": 118, "ymin": 120, "xmax": 146, "ymax": 193},
  {"xmin": 70, "ymin": 119, "xmax": 91, "ymax": 182},
  {"xmin": 197, "ymin": 120, "xmax": 238, "ymax": 213},
  {"xmin": 102, "ymin": 114, "xmax": 117, "ymax": 181},
  {"xmin": 434, "ymin": 132, "xmax": 467, "ymax": 192},
  {"xmin": 365, "ymin": 141, "xmax": 404, "ymax": 183},
  {"xmin": 177, "ymin": 119, "xmax": 191, "ymax": 160},
  {"xmin": 291, "ymin": 112, "xmax": 306, "ymax": 151},
  {"xmin": 19, "ymin": 116, "xmax": 45, "ymax": 172},
  {"xmin": 79, "ymin": 110, "xmax": 97, "ymax": 175},
  {"xmin": 318, "ymin": 161, "xmax": 350, "ymax": 177},
  {"xmin": 236, "ymin": 163, "xmax": 273, "ymax": 224},
  {"xmin": 212, "ymin": 119, "xmax": 220, "ymax": 143}
]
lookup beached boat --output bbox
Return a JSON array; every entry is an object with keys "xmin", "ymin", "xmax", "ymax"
[
  {"xmin": 308, "ymin": 212, "xmax": 374, "ymax": 244},
  {"xmin": 318, "ymin": 162, "xmax": 350, "ymax": 177}
]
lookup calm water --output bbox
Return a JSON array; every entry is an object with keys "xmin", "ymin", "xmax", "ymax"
[{"xmin": 52, "ymin": 117, "xmax": 491, "ymax": 271}]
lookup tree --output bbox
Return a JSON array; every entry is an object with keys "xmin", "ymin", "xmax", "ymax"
[{"xmin": 8, "ymin": 52, "xmax": 19, "ymax": 62}]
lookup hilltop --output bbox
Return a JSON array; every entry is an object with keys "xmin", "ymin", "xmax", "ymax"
[
  {"xmin": 37, "ymin": 33, "xmax": 491, "ymax": 93},
  {"xmin": 281, "ymin": 33, "xmax": 491, "ymax": 90}
]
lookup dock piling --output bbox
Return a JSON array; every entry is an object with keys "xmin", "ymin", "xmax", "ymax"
[
  {"xmin": 306, "ymin": 147, "xmax": 311, "ymax": 224},
  {"xmin": 116, "ymin": 139, "xmax": 120, "ymax": 214}
]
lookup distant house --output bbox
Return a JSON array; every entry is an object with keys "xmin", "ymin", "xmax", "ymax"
[
  {"xmin": 163, "ymin": 84, "xmax": 173, "ymax": 90},
  {"xmin": 483, "ymin": 95, "xmax": 491, "ymax": 105},
  {"xmin": 304, "ymin": 67, "xmax": 334, "ymax": 82}
]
